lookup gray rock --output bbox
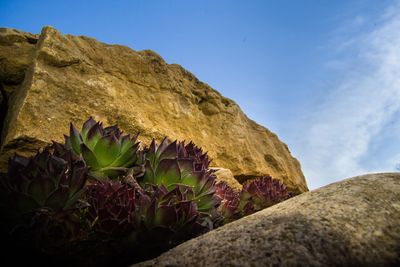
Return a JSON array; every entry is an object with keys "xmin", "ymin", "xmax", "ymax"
[{"xmin": 133, "ymin": 173, "xmax": 400, "ymax": 267}]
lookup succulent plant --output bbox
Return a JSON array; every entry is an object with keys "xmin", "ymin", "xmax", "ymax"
[
  {"xmin": 141, "ymin": 138, "xmax": 220, "ymax": 216},
  {"xmin": 0, "ymin": 116, "xmax": 298, "ymax": 267},
  {"xmin": 0, "ymin": 149, "xmax": 88, "ymax": 225},
  {"xmin": 54, "ymin": 117, "xmax": 143, "ymax": 181},
  {"xmin": 30, "ymin": 208, "xmax": 87, "ymax": 254},
  {"xmin": 133, "ymin": 184, "xmax": 202, "ymax": 248},
  {"xmin": 0, "ymin": 149, "xmax": 89, "ymax": 266},
  {"xmin": 238, "ymin": 176, "xmax": 290, "ymax": 215},
  {"xmin": 214, "ymin": 181, "xmax": 240, "ymax": 223},
  {"xmin": 85, "ymin": 180, "xmax": 136, "ymax": 239}
]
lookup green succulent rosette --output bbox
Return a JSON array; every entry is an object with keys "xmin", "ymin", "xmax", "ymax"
[
  {"xmin": 54, "ymin": 117, "xmax": 143, "ymax": 181},
  {"xmin": 140, "ymin": 137, "xmax": 220, "ymax": 215}
]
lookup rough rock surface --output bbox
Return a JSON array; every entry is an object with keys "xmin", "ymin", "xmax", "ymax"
[
  {"xmin": 0, "ymin": 28, "xmax": 38, "ymax": 93},
  {"xmin": 0, "ymin": 26, "xmax": 307, "ymax": 193},
  {"xmin": 134, "ymin": 173, "xmax": 400, "ymax": 267},
  {"xmin": 0, "ymin": 28, "xmax": 38, "ymax": 147}
]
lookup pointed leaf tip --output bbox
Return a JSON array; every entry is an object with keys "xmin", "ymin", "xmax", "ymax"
[{"xmin": 69, "ymin": 123, "xmax": 82, "ymax": 154}]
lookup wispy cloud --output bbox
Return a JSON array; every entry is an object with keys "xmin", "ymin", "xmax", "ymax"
[{"xmin": 299, "ymin": 2, "xmax": 400, "ymax": 189}]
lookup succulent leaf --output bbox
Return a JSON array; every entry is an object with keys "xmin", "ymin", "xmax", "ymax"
[
  {"xmin": 86, "ymin": 123, "xmax": 103, "ymax": 150},
  {"xmin": 110, "ymin": 143, "xmax": 138, "ymax": 167},
  {"xmin": 93, "ymin": 135, "xmax": 121, "ymax": 167},
  {"xmin": 80, "ymin": 143, "xmax": 100, "ymax": 169},
  {"xmin": 69, "ymin": 123, "xmax": 83, "ymax": 154},
  {"xmin": 81, "ymin": 117, "xmax": 97, "ymax": 142},
  {"xmin": 155, "ymin": 159, "xmax": 182, "ymax": 188},
  {"xmin": 215, "ymin": 181, "xmax": 240, "ymax": 223}
]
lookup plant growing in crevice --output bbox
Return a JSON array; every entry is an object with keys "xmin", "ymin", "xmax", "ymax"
[
  {"xmin": 0, "ymin": 149, "xmax": 89, "ymax": 263},
  {"xmin": 131, "ymin": 137, "xmax": 222, "ymax": 255},
  {"xmin": 141, "ymin": 138, "xmax": 220, "ymax": 217},
  {"xmin": 239, "ymin": 176, "xmax": 291, "ymax": 215},
  {"xmin": 0, "ymin": 149, "xmax": 88, "ymax": 226},
  {"xmin": 0, "ymin": 117, "xmax": 294, "ymax": 267},
  {"xmin": 215, "ymin": 176, "xmax": 291, "ymax": 222},
  {"xmin": 85, "ymin": 180, "xmax": 137, "ymax": 239},
  {"xmin": 215, "ymin": 181, "xmax": 240, "ymax": 224}
]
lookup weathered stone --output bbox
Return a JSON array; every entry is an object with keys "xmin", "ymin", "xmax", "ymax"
[
  {"xmin": 0, "ymin": 28, "xmax": 38, "ymax": 151},
  {"xmin": 0, "ymin": 26, "xmax": 307, "ymax": 193},
  {"xmin": 0, "ymin": 28, "xmax": 38, "ymax": 90},
  {"xmin": 133, "ymin": 173, "xmax": 400, "ymax": 267},
  {"xmin": 211, "ymin": 167, "xmax": 242, "ymax": 190}
]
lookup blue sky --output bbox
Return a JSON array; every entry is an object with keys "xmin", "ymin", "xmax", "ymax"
[{"xmin": 1, "ymin": 0, "xmax": 399, "ymax": 189}]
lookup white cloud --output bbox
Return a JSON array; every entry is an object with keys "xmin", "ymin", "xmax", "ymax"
[{"xmin": 300, "ymin": 3, "xmax": 400, "ymax": 189}]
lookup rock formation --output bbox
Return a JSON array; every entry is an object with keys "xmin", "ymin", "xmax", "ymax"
[
  {"xmin": 0, "ymin": 28, "xmax": 38, "ymax": 153},
  {"xmin": 133, "ymin": 173, "xmax": 400, "ymax": 267},
  {"xmin": 0, "ymin": 26, "xmax": 308, "ymax": 193}
]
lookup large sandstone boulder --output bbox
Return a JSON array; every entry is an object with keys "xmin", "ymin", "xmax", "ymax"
[
  {"xmin": 0, "ymin": 28, "xmax": 38, "ymax": 94},
  {"xmin": 134, "ymin": 173, "xmax": 400, "ymax": 267},
  {"xmin": 0, "ymin": 26, "xmax": 307, "ymax": 193}
]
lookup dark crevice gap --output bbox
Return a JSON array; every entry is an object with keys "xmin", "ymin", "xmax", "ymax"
[{"xmin": 0, "ymin": 83, "xmax": 7, "ymax": 147}]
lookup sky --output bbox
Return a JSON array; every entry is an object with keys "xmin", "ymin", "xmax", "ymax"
[{"xmin": 1, "ymin": 0, "xmax": 399, "ymax": 189}]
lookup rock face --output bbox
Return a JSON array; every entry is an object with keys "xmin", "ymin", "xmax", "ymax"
[
  {"xmin": 0, "ymin": 26, "xmax": 308, "ymax": 193},
  {"xmin": 0, "ymin": 28, "xmax": 38, "ymax": 94},
  {"xmin": 0, "ymin": 28, "xmax": 38, "ymax": 149},
  {"xmin": 134, "ymin": 173, "xmax": 400, "ymax": 267}
]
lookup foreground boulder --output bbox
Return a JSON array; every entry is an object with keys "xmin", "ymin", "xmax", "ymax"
[
  {"xmin": 133, "ymin": 173, "xmax": 400, "ymax": 267},
  {"xmin": 0, "ymin": 26, "xmax": 307, "ymax": 193}
]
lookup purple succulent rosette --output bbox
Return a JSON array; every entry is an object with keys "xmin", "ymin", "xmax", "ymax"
[
  {"xmin": 141, "ymin": 138, "xmax": 220, "ymax": 215},
  {"xmin": 215, "ymin": 181, "xmax": 240, "ymax": 223},
  {"xmin": 239, "ymin": 176, "xmax": 291, "ymax": 215},
  {"xmin": 85, "ymin": 180, "xmax": 137, "ymax": 238}
]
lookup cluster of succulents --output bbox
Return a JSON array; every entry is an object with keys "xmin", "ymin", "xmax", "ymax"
[
  {"xmin": 215, "ymin": 176, "xmax": 291, "ymax": 223},
  {"xmin": 0, "ymin": 117, "xmax": 293, "ymax": 266}
]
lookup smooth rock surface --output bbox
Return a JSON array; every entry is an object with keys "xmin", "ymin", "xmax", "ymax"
[
  {"xmin": 133, "ymin": 173, "xmax": 400, "ymax": 267},
  {"xmin": 0, "ymin": 26, "xmax": 307, "ymax": 193}
]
